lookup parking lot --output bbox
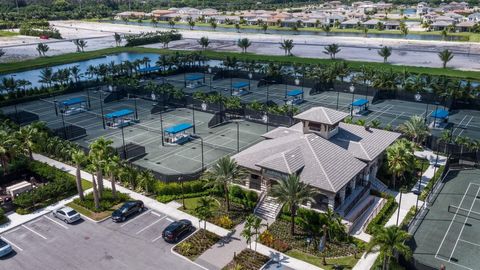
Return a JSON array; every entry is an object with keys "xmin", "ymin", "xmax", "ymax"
[{"xmin": 0, "ymin": 210, "xmax": 202, "ymax": 270}]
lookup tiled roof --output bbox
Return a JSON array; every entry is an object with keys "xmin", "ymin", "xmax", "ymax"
[{"xmin": 294, "ymin": 107, "xmax": 348, "ymax": 125}]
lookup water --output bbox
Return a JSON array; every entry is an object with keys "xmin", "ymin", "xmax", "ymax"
[
  {"xmin": 112, "ymin": 20, "xmax": 464, "ymax": 41},
  {"xmin": 0, "ymin": 52, "xmax": 162, "ymax": 88}
]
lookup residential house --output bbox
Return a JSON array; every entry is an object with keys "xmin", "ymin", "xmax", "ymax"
[
  {"xmin": 468, "ymin": 13, "xmax": 480, "ymax": 23},
  {"xmin": 363, "ymin": 19, "xmax": 380, "ymax": 29},
  {"xmin": 232, "ymin": 107, "xmax": 400, "ymax": 217},
  {"xmin": 341, "ymin": 18, "xmax": 360, "ymax": 29},
  {"xmin": 456, "ymin": 21, "xmax": 475, "ymax": 32},
  {"xmin": 431, "ymin": 20, "xmax": 453, "ymax": 31}
]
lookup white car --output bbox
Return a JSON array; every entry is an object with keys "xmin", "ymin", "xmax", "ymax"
[{"xmin": 52, "ymin": 207, "xmax": 81, "ymax": 224}]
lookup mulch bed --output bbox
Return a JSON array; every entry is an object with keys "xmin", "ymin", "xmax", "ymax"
[
  {"xmin": 222, "ymin": 249, "xmax": 270, "ymax": 270},
  {"xmin": 173, "ymin": 229, "xmax": 221, "ymax": 261}
]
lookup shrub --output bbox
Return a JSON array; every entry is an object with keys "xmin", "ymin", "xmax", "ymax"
[
  {"xmin": 229, "ymin": 185, "xmax": 258, "ymax": 210},
  {"xmin": 419, "ymin": 166, "xmax": 445, "ymax": 201},
  {"xmin": 125, "ymin": 30, "xmax": 182, "ymax": 46},
  {"xmin": 156, "ymin": 191, "xmax": 211, "ymax": 203},
  {"xmin": 272, "ymin": 239, "xmax": 290, "ymax": 252},
  {"xmin": 215, "ymin": 215, "xmax": 234, "ymax": 229},
  {"xmin": 366, "ymin": 196, "xmax": 398, "ymax": 234},
  {"xmin": 259, "ymin": 230, "xmax": 274, "ymax": 247},
  {"xmin": 0, "ymin": 207, "xmax": 8, "ymax": 225},
  {"xmin": 73, "ymin": 189, "xmax": 130, "ymax": 212}
]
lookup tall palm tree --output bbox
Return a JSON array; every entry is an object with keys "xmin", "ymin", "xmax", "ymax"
[
  {"xmin": 203, "ymin": 156, "xmax": 245, "ymax": 211},
  {"xmin": 438, "ymin": 129, "xmax": 452, "ymax": 154},
  {"xmin": 169, "ymin": 19, "xmax": 176, "ymax": 28},
  {"xmin": 15, "ymin": 125, "xmax": 38, "ymax": 160},
  {"xmin": 438, "ymin": 49, "xmax": 454, "ymax": 69},
  {"xmin": 237, "ymin": 38, "xmax": 252, "ymax": 53},
  {"xmin": 87, "ymin": 161, "xmax": 101, "ymax": 210},
  {"xmin": 73, "ymin": 39, "xmax": 88, "ymax": 52},
  {"xmin": 270, "ymin": 174, "xmax": 317, "ymax": 235},
  {"xmin": 279, "ymin": 39, "xmax": 294, "ymax": 56},
  {"xmin": 198, "ymin": 36, "xmax": 210, "ymax": 50},
  {"xmin": 194, "ymin": 196, "xmax": 216, "ymax": 235},
  {"xmin": 262, "ymin": 23, "xmax": 268, "ymax": 34},
  {"xmin": 90, "ymin": 137, "xmax": 114, "ymax": 195},
  {"xmin": 188, "ymin": 20, "xmax": 195, "ymax": 30},
  {"xmin": 378, "ymin": 46, "xmax": 393, "ymax": 63},
  {"xmin": 399, "ymin": 21, "xmax": 409, "ymax": 38},
  {"xmin": 398, "ymin": 115, "xmax": 429, "ymax": 145},
  {"xmin": 0, "ymin": 130, "xmax": 17, "ymax": 175},
  {"xmin": 321, "ymin": 24, "xmax": 331, "ymax": 35},
  {"xmin": 366, "ymin": 226, "xmax": 412, "ymax": 270},
  {"xmin": 455, "ymin": 135, "xmax": 471, "ymax": 158},
  {"xmin": 71, "ymin": 149, "xmax": 87, "ymax": 201},
  {"xmin": 114, "ymin": 32, "xmax": 122, "ymax": 46},
  {"xmin": 36, "ymin": 43, "xmax": 49, "ymax": 56},
  {"xmin": 323, "ymin": 43, "xmax": 341, "ymax": 59},
  {"xmin": 104, "ymin": 155, "xmax": 121, "ymax": 199},
  {"xmin": 386, "ymin": 139, "xmax": 415, "ymax": 189},
  {"xmin": 39, "ymin": 67, "xmax": 54, "ymax": 88}
]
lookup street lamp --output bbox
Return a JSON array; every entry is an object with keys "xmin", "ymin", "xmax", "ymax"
[
  {"xmin": 335, "ymin": 88, "xmax": 340, "ymax": 110},
  {"xmin": 86, "ymin": 88, "xmax": 91, "ymax": 109},
  {"xmin": 231, "ymin": 120, "xmax": 242, "ymax": 153},
  {"xmin": 54, "ymin": 99, "xmax": 58, "ymax": 117},
  {"xmin": 415, "ymin": 93, "xmax": 429, "ymax": 124},
  {"xmin": 61, "ymin": 110, "xmax": 67, "ymax": 139},
  {"xmin": 294, "ymin": 77, "xmax": 303, "ymax": 100},
  {"xmin": 160, "ymin": 109, "xmax": 165, "ymax": 147},
  {"xmin": 349, "ymin": 84, "xmax": 355, "ymax": 116},
  {"xmin": 179, "ymin": 176, "xmax": 185, "ymax": 209},
  {"xmin": 260, "ymin": 79, "xmax": 274, "ymax": 132},
  {"xmin": 99, "ymin": 91, "xmax": 105, "ymax": 129},
  {"xmin": 208, "ymin": 67, "xmax": 213, "ymax": 92},
  {"xmin": 133, "ymin": 94, "xmax": 138, "ymax": 120},
  {"xmin": 191, "ymin": 104, "xmax": 196, "ymax": 133}
]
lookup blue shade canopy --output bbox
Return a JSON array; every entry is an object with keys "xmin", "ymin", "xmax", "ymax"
[
  {"xmin": 138, "ymin": 66, "xmax": 161, "ymax": 72},
  {"xmin": 232, "ymin": 82, "xmax": 249, "ymax": 89},
  {"xmin": 62, "ymin": 97, "xmax": 86, "ymax": 106},
  {"xmin": 287, "ymin": 89, "xmax": 303, "ymax": 97},
  {"xmin": 104, "ymin": 109, "xmax": 134, "ymax": 119},
  {"xmin": 164, "ymin": 123, "xmax": 193, "ymax": 134},
  {"xmin": 186, "ymin": 75, "xmax": 204, "ymax": 81},
  {"xmin": 351, "ymin": 99, "xmax": 369, "ymax": 107},
  {"xmin": 431, "ymin": 109, "xmax": 449, "ymax": 119}
]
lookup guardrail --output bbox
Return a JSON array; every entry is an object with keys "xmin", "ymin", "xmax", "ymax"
[
  {"xmin": 254, "ymin": 191, "xmax": 266, "ymax": 214},
  {"xmin": 362, "ymin": 197, "xmax": 387, "ymax": 232}
]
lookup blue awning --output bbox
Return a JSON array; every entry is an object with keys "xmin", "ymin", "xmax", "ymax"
[
  {"xmin": 186, "ymin": 75, "xmax": 204, "ymax": 81},
  {"xmin": 105, "ymin": 109, "xmax": 134, "ymax": 119},
  {"xmin": 232, "ymin": 82, "xmax": 249, "ymax": 89},
  {"xmin": 164, "ymin": 123, "xmax": 193, "ymax": 134},
  {"xmin": 138, "ymin": 66, "xmax": 161, "ymax": 73},
  {"xmin": 431, "ymin": 109, "xmax": 449, "ymax": 119},
  {"xmin": 62, "ymin": 97, "xmax": 86, "ymax": 106},
  {"xmin": 287, "ymin": 89, "xmax": 303, "ymax": 97},
  {"xmin": 351, "ymin": 98, "xmax": 369, "ymax": 107}
]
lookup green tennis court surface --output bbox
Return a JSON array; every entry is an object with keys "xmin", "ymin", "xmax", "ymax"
[{"xmin": 411, "ymin": 169, "xmax": 480, "ymax": 270}]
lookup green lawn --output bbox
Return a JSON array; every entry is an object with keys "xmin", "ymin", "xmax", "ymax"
[
  {"xmin": 1, "ymin": 46, "xmax": 480, "ymax": 80},
  {"xmin": 81, "ymin": 179, "xmax": 93, "ymax": 190},
  {"xmin": 286, "ymin": 249, "xmax": 359, "ymax": 270},
  {"xmin": 176, "ymin": 196, "xmax": 221, "ymax": 212},
  {"xmin": 0, "ymin": 30, "xmax": 17, "ymax": 37},
  {"xmin": 66, "ymin": 201, "xmax": 115, "ymax": 221}
]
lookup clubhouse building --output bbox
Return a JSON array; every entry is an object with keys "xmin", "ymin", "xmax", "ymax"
[{"xmin": 232, "ymin": 107, "xmax": 400, "ymax": 217}]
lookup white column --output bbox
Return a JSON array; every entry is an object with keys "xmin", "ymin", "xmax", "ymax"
[
  {"xmin": 339, "ymin": 188, "xmax": 346, "ymax": 205},
  {"xmin": 351, "ymin": 177, "xmax": 356, "ymax": 190},
  {"xmin": 328, "ymin": 195, "xmax": 335, "ymax": 210}
]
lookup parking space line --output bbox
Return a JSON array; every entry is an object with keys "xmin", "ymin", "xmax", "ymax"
[
  {"xmin": 151, "ymin": 212, "xmax": 163, "ymax": 217},
  {"xmin": 44, "ymin": 215, "xmax": 69, "ymax": 230},
  {"xmin": 151, "ymin": 234, "xmax": 164, "ymax": 243},
  {"xmin": 22, "ymin": 225, "xmax": 47, "ymax": 240},
  {"xmin": 120, "ymin": 210, "xmax": 151, "ymax": 227},
  {"xmin": 166, "ymin": 218, "xmax": 174, "ymax": 222},
  {"xmin": 136, "ymin": 216, "xmax": 167, "ymax": 235},
  {"xmin": 1, "ymin": 236, "xmax": 23, "ymax": 252}
]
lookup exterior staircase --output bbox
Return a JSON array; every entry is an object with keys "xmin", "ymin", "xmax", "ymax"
[
  {"xmin": 254, "ymin": 195, "xmax": 283, "ymax": 220},
  {"xmin": 371, "ymin": 177, "xmax": 389, "ymax": 193}
]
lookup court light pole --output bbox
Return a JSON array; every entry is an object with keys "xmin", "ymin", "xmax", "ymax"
[
  {"xmin": 180, "ymin": 176, "xmax": 185, "ymax": 209},
  {"xmin": 208, "ymin": 67, "xmax": 213, "ymax": 92},
  {"xmin": 248, "ymin": 72, "xmax": 253, "ymax": 91},
  {"xmin": 99, "ymin": 91, "xmax": 105, "ymax": 129},
  {"xmin": 415, "ymin": 162, "xmax": 426, "ymax": 212},
  {"xmin": 120, "ymin": 118, "xmax": 127, "ymax": 159},
  {"xmin": 349, "ymin": 84, "xmax": 355, "ymax": 117},
  {"xmin": 198, "ymin": 136, "xmax": 204, "ymax": 171},
  {"xmin": 61, "ymin": 110, "xmax": 67, "ymax": 139},
  {"xmin": 53, "ymin": 97, "xmax": 58, "ymax": 116},
  {"xmin": 191, "ymin": 104, "xmax": 196, "ymax": 134},
  {"xmin": 160, "ymin": 110, "xmax": 164, "ymax": 147},
  {"xmin": 86, "ymin": 88, "xmax": 91, "ymax": 109},
  {"xmin": 14, "ymin": 103, "xmax": 19, "ymax": 123},
  {"xmin": 133, "ymin": 95, "xmax": 138, "ymax": 120}
]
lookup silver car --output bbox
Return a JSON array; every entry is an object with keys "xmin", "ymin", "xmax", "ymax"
[
  {"xmin": 52, "ymin": 207, "xmax": 81, "ymax": 224},
  {"xmin": 0, "ymin": 238, "xmax": 13, "ymax": 257}
]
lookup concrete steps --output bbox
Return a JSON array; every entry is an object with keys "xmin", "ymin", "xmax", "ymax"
[
  {"xmin": 255, "ymin": 196, "xmax": 283, "ymax": 220},
  {"xmin": 371, "ymin": 177, "xmax": 389, "ymax": 193}
]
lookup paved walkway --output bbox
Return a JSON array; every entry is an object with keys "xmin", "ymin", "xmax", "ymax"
[{"xmin": 411, "ymin": 150, "xmax": 447, "ymax": 194}]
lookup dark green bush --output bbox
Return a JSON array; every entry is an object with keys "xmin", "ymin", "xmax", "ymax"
[
  {"xmin": 156, "ymin": 191, "xmax": 211, "ymax": 203},
  {"xmin": 125, "ymin": 30, "xmax": 182, "ymax": 46},
  {"xmin": 0, "ymin": 207, "xmax": 7, "ymax": 225},
  {"xmin": 154, "ymin": 180, "xmax": 209, "ymax": 196},
  {"xmin": 366, "ymin": 196, "xmax": 398, "ymax": 234},
  {"xmin": 73, "ymin": 189, "xmax": 130, "ymax": 212}
]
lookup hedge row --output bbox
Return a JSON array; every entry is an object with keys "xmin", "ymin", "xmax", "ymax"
[
  {"xmin": 419, "ymin": 166, "xmax": 445, "ymax": 201},
  {"xmin": 366, "ymin": 196, "xmax": 398, "ymax": 234},
  {"xmin": 14, "ymin": 160, "xmax": 78, "ymax": 214},
  {"xmin": 19, "ymin": 25, "xmax": 62, "ymax": 39},
  {"xmin": 125, "ymin": 30, "xmax": 182, "ymax": 46},
  {"xmin": 73, "ymin": 189, "xmax": 130, "ymax": 213},
  {"xmin": 400, "ymin": 206, "xmax": 417, "ymax": 231}
]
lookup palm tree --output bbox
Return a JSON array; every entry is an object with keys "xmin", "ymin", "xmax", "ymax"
[
  {"xmin": 114, "ymin": 33, "xmax": 122, "ymax": 46},
  {"xmin": 279, "ymin": 39, "xmax": 294, "ymax": 56},
  {"xmin": 71, "ymin": 149, "xmax": 87, "ymax": 201},
  {"xmin": 398, "ymin": 115, "xmax": 429, "ymax": 145},
  {"xmin": 386, "ymin": 139, "xmax": 415, "ymax": 189},
  {"xmin": 73, "ymin": 39, "xmax": 87, "ymax": 52},
  {"xmin": 270, "ymin": 174, "xmax": 317, "ymax": 235},
  {"xmin": 16, "ymin": 125, "xmax": 38, "ymax": 160},
  {"xmin": 169, "ymin": 19, "xmax": 176, "ymax": 28},
  {"xmin": 203, "ymin": 156, "xmax": 245, "ymax": 211},
  {"xmin": 194, "ymin": 196, "xmax": 215, "ymax": 236},
  {"xmin": 378, "ymin": 46, "xmax": 392, "ymax": 63},
  {"xmin": 262, "ymin": 23, "xmax": 268, "ymax": 34},
  {"xmin": 87, "ymin": 160, "xmax": 101, "ymax": 210},
  {"xmin": 321, "ymin": 24, "xmax": 331, "ymax": 35},
  {"xmin": 36, "ymin": 43, "xmax": 49, "ymax": 56},
  {"xmin": 438, "ymin": 129, "xmax": 452, "ymax": 154},
  {"xmin": 366, "ymin": 226, "xmax": 412, "ymax": 270},
  {"xmin": 104, "ymin": 155, "xmax": 121, "ymax": 199},
  {"xmin": 70, "ymin": 65, "xmax": 81, "ymax": 84},
  {"xmin": 0, "ymin": 130, "xmax": 17, "ymax": 175},
  {"xmin": 323, "ymin": 44, "xmax": 341, "ymax": 59},
  {"xmin": 399, "ymin": 21, "xmax": 409, "ymax": 38},
  {"xmin": 198, "ymin": 36, "xmax": 210, "ymax": 50},
  {"xmin": 249, "ymin": 214, "xmax": 263, "ymax": 252},
  {"xmin": 363, "ymin": 27, "xmax": 369, "ymax": 37},
  {"xmin": 0, "ymin": 49, "xmax": 5, "ymax": 58},
  {"xmin": 438, "ymin": 49, "xmax": 454, "ymax": 69},
  {"xmin": 188, "ymin": 21, "xmax": 195, "ymax": 30},
  {"xmin": 235, "ymin": 23, "xmax": 241, "ymax": 33},
  {"xmin": 455, "ymin": 136, "xmax": 471, "ymax": 158},
  {"xmin": 237, "ymin": 38, "xmax": 252, "ymax": 53},
  {"xmin": 241, "ymin": 222, "xmax": 254, "ymax": 249},
  {"xmin": 90, "ymin": 137, "xmax": 114, "ymax": 195},
  {"xmin": 138, "ymin": 170, "xmax": 156, "ymax": 194}
]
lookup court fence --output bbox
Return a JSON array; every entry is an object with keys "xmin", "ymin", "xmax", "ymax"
[
  {"xmin": 52, "ymin": 124, "xmax": 87, "ymax": 141},
  {"xmin": 116, "ymin": 142, "xmax": 146, "ymax": 161},
  {"xmin": 5, "ymin": 110, "xmax": 39, "ymax": 125}
]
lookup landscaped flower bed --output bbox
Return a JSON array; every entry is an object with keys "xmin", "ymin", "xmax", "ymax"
[
  {"xmin": 67, "ymin": 189, "xmax": 131, "ymax": 221},
  {"xmin": 222, "ymin": 249, "xmax": 270, "ymax": 270},
  {"xmin": 173, "ymin": 229, "xmax": 221, "ymax": 261},
  {"xmin": 266, "ymin": 220, "xmax": 363, "ymax": 258}
]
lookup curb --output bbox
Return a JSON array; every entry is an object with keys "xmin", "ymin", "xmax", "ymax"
[{"xmin": 170, "ymin": 229, "xmax": 209, "ymax": 270}]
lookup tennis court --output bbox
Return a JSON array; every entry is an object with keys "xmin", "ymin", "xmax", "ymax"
[
  {"xmin": 411, "ymin": 169, "xmax": 480, "ymax": 270},
  {"xmin": 0, "ymin": 89, "xmax": 266, "ymax": 177}
]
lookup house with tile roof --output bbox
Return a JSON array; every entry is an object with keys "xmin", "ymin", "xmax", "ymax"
[{"xmin": 232, "ymin": 107, "xmax": 400, "ymax": 217}]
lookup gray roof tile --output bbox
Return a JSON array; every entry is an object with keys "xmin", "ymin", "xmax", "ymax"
[{"xmin": 294, "ymin": 107, "xmax": 348, "ymax": 125}]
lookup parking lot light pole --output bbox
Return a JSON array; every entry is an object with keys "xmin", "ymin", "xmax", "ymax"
[
  {"xmin": 179, "ymin": 176, "xmax": 185, "ymax": 209},
  {"xmin": 199, "ymin": 136, "xmax": 204, "ymax": 170},
  {"xmin": 53, "ymin": 98, "xmax": 58, "ymax": 116},
  {"xmin": 349, "ymin": 84, "xmax": 355, "ymax": 117},
  {"xmin": 248, "ymin": 72, "xmax": 253, "ymax": 91}
]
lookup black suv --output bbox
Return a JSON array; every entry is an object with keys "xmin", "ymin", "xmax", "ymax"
[
  {"xmin": 112, "ymin": 200, "xmax": 144, "ymax": 222},
  {"xmin": 162, "ymin": 219, "xmax": 194, "ymax": 243}
]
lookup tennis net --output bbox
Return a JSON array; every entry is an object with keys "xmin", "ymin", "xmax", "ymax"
[{"xmin": 448, "ymin": 204, "xmax": 480, "ymax": 220}]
